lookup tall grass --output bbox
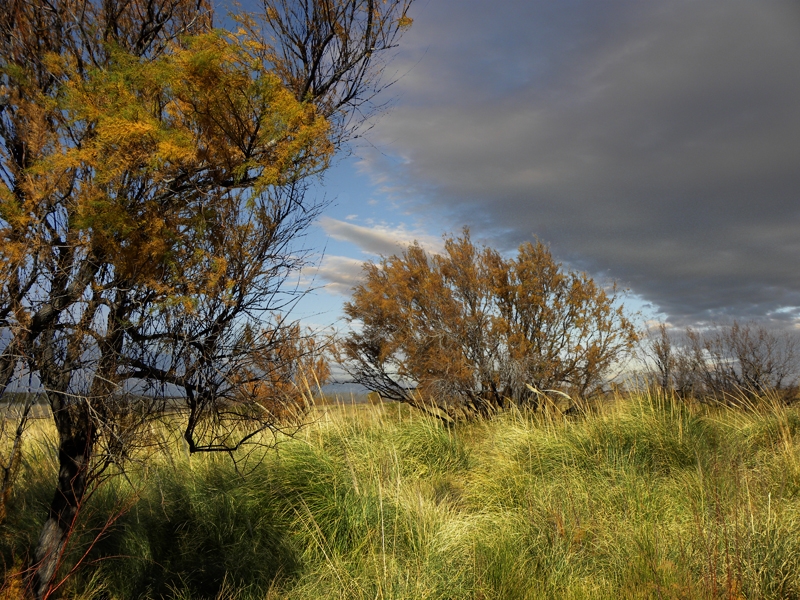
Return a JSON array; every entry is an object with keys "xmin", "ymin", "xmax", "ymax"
[{"xmin": 4, "ymin": 392, "xmax": 800, "ymax": 599}]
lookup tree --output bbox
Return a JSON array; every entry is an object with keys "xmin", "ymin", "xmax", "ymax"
[
  {"xmin": 232, "ymin": 319, "xmax": 332, "ymax": 420},
  {"xmin": 640, "ymin": 323, "xmax": 676, "ymax": 392},
  {"xmin": 642, "ymin": 321, "xmax": 800, "ymax": 402},
  {"xmin": 0, "ymin": 0, "xmax": 412, "ymax": 596},
  {"xmin": 338, "ymin": 231, "xmax": 638, "ymax": 419}
]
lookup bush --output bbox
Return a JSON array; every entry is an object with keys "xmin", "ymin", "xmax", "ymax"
[{"xmin": 338, "ymin": 230, "xmax": 638, "ymax": 418}]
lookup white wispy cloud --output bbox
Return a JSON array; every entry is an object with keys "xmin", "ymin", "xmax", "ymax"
[
  {"xmin": 317, "ymin": 216, "xmax": 442, "ymax": 257},
  {"xmin": 314, "ymin": 255, "xmax": 368, "ymax": 296}
]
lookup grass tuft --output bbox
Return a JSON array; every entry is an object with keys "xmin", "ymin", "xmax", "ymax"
[{"xmin": 4, "ymin": 395, "xmax": 800, "ymax": 598}]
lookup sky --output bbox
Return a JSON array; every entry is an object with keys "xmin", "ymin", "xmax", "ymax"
[{"xmin": 293, "ymin": 0, "xmax": 800, "ymax": 332}]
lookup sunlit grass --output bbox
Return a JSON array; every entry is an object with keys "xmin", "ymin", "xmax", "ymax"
[{"xmin": 4, "ymin": 392, "xmax": 800, "ymax": 598}]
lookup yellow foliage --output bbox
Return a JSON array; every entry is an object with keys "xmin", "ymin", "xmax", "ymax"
[
  {"xmin": 0, "ymin": 562, "xmax": 26, "ymax": 600},
  {"xmin": 3, "ymin": 29, "xmax": 333, "ymax": 294}
]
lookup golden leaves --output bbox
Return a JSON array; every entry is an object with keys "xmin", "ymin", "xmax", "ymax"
[
  {"xmin": 234, "ymin": 322, "xmax": 330, "ymax": 417},
  {"xmin": 343, "ymin": 230, "xmax": 638, "ymax": 412},
  {"xmin": 1, "ymin": 29, "xmax": 334, "ymax": 296},
  {"xmin": 55, "ymin": 33, "xmax": 324, "ymax": 186}
]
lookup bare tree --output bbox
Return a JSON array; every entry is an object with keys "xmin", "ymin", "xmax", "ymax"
[{"xmin": 641, "ymin": 321, "xmax": 800, "ymax": 402}]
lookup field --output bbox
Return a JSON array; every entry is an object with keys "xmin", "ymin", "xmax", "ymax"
[{"xmin": 4, "ymin": 392, "xmax": 800, "ymax": 599}]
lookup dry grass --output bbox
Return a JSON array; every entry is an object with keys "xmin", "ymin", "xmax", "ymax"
[{"xmin": 4, "ymin": 391, "xmax": 800, "ymax": 599}]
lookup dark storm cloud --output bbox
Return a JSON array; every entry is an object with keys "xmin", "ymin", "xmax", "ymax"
[{"xmin": 364, "ymin": 0, "xmax": 800, "ymax": 324}]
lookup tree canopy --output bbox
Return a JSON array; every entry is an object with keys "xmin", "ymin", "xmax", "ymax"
[
  {"xmin": 643, "ymin": 321, "xmax": 800, "ymax": 402},
  {"xmin": 339, "ymin": 231, "xmax": 638, "ymax": 419},
  {"xmin": 0, "ymin": 0, "xmax": 412, "ymax": 595}
]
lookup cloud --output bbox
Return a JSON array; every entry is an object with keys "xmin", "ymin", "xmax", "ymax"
[
  {"xmin": 313, "ymin": 255, "xmax": 366, "ymax": 296},
  {"xmin": 361, "ymin": 0, "xmax": 800, "ymax": 325},
  {"xmin": 317, "ymin": 216, "xmax": 443, "ymax": 257},
  {"xmin": 313, "ymin": 219, "xmax": 447, "ymax": 294}
]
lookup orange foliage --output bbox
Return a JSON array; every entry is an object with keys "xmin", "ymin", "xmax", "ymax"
[
  {"xmin": 233, "ymin": 323, "xmax": 331, "ymax": 420},
  {"xmin": 340, "ymin": 230, "xmax": 638, "ymax": 417},
  {"xmin": 0, "ymin": 1, "xmax": 412, "ymax": 595}
]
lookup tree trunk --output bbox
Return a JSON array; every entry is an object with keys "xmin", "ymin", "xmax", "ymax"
[{"xmin": 29, "ymin": 401, "xmax": 95, "ymax": 600}]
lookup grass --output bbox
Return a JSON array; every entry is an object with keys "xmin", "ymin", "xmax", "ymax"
[{"xmin": 4, "ymin": 392, "xmax": 800, "ymax": 599}]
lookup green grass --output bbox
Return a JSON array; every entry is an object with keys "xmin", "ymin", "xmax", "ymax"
[{"xmin": 4, "ymin": 392, "xmax": 800, "ymax": 599}]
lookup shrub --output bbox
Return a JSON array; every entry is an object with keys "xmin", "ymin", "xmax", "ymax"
[{"xmin": 338, "ymin": 230, "xmax": 638, "ymax": 418}]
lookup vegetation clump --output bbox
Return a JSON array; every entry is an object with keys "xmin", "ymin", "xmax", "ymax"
[
  {"xmin": 643, "ymin": 321, "xmax": 799, "ymax": 403},
  {"xmin": 338, "ymin": 230, "xmax": 638, "ymax": 419}
]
